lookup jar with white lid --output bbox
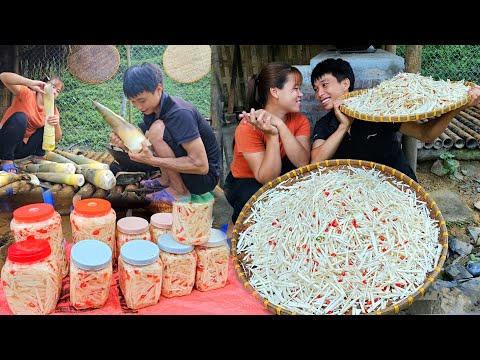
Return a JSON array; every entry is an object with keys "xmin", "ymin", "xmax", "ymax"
[
  {"xmin": 118, "ymin": 240, "xmax": 162, "ymax": 310},
  {"xmin": 10, "ymin": 203, "xmax": 69, "ymax": 278},
  {"xmin": 195, "ymin": 228, "xmax": 229, "ymax": 291},
  {"xmin": 172, "ymin": 193, "xmax": 214, "ymax": 246},
  {"xmin": 157, "ymin": 233, "xmax": 197, "ymax": 298},
  {"xmin": 1, "ymin": 239, "xmax": 61, "ymax": 315},
  {"xmin": 149, "ymin": 212, "xmax": 172, "ymax": 243},
  {"xmin": 70, "ymin": 240, "xmax": 113, "ymax": 310},
  {"xmin": 116, "ymin": 217, "xmax": 151, "ymax": 259},
  {"xmin": 70, "ymin": 198, "xmax": 116, "ymax": 254}
]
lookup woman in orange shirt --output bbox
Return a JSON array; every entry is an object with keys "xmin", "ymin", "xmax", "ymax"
[
  {"xmin": 0, "ymin": 72, "xmax": 64, "ymax": 173},
  {"xmin": 224, "ymin": 62, "xmax": 311, "ymax": 226}
]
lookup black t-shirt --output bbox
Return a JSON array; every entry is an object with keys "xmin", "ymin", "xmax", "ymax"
[
  {"xmin": 139, "ymin": 92, "xmax": 221, "ymax": 177},
  {"xmin": 312, "ymin": 111, "xmax": 417, "ymax": 181}
]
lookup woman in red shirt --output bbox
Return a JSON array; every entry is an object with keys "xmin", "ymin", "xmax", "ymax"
[
  {"xmin": 224, "ymin": 62, "xmax": 311, "ymax": 226},
  {"xmin": 0, "ymin": 72, "xmax": 64, "ymax": 173}
]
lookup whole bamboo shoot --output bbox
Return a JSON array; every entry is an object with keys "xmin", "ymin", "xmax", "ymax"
[
  {"xmin": 18, "ymin": 162, "xmax": 76, "ymax": 174},
  {"xmin": 92, "ymin": 100, "xmax": 151, "ymax": 153},
  {"xmin": 77, "ymin": 168, "xmax": 116, "ymax": 190},
  {"xmin": 75, "ymin": 163, "xmax": 110, "ymax": 171},
  {"xmin": 46, "ymin": 151, "xmax": 76, "ymax": 164},
  {"xmin": 42, "ymin": 83, "xmax": 56, "ymax": 151},
  {"xmin": 33, "ymin": 172, "xmax": 85, "ymax": 186},
  {"xmin": 55, "ymin": 149, "xmax": 106, "ymax": 166},
  {"xmin": 0, "ymin": 172, "xmax": 40, "ymax": 187}
]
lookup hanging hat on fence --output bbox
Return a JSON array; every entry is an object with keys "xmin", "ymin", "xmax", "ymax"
[
  {"xmin": 67, "ymin": 45, "xmax": 120, "ymax": 85},
  {"xmin": 162, "ymin": 45, "xmax": 211, "ymax": 84}
]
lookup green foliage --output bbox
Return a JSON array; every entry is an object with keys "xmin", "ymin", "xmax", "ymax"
[{"xmin": 439, "ymin": 152, "xmax": 460, "ymax": 175}]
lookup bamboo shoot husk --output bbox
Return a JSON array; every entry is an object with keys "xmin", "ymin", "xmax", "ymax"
[
  {"xmin": 46, "ymin": 151, "xmax": 76, "ymax": 164},
  {"xmin": 75, "ymin": 163, "xmax": 110, "ymax": 171},
  {"xmin": 42, "ymin": 83, "xmax": 56, "ymax": 151},
  {"xmin": 92, "ymin": 100, "xmax": 151, "ymax": 153},
  {"xmin": 18, "ymin": 162, "xmax": 76, "ymax": 174},
  {"xmin": 77, "ymin": 168, "xmax": 116, "ymax": 190},
  {"xmin": 33, "ymin": 172, "xmax": 85, "ymax": 186},
  {"xmin": 54, "ymin": 149, "xmax": 106, "ymax": 166},
  {"xmin": 0, "ymin": 172, "xmax": 40, "ymax": 187}
]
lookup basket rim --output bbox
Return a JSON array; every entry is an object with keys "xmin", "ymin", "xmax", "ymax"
[
  {"xmin": 338, "ymin": 81, "xmax": 476, "ymax": 122},
  {"xmin": 230, "ymin": 159, "xmax": 449, "ymax": 315}
]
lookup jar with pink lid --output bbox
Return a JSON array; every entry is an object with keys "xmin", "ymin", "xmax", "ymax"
[
  {"xmin": 149, "ymin": 212, "xmax": 172, "ymax": 243},
  {"xmin": 10, "ymin": 203, "xmax": 69, "ymax": 278},
  {"xmin": 1, "ymin": 239, "xmax": 62, "ymax": 315},
  {"xmin": 70, "ymin": 198, "xmax": 116, "ymax": 254},
  {"xmin": 116, "ymin": 216, "xmax": 151, "ymax": 258},
  {"xmin": 194, "ymin": 228, "xmax": 229, "ymax": 292}
]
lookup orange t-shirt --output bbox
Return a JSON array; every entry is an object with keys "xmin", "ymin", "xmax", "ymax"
[
  {"xmin": 0, "ymin": 85, "xmax": 59, "ymax": 143},
  {"xmin": 230, "ymin": 112, "xmax": 311, "ymax": 178}
]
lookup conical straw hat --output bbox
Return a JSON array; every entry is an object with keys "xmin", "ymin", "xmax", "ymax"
[
  {"xmin": 163, "ymin": 45, "xmax": 211, "ymax": 84},
  {"xmin": 67, "ymin": 45, "xmax": 120, "ymax": 85}
]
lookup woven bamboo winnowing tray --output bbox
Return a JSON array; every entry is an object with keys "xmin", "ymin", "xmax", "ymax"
[
  {"xmin": 162, "ymin": 45, "xmax": 211, "ymax": 84},
  {"xmin": 338, "ymin": 81, "xmax": 475, "ymax": 122},
  {"xmin": 67, "ymin": 45, "xmax": 120, "ymax": 85},
  {"xmin": 231, "ymin": 159, "xmax": 448, "ymax": 315}
]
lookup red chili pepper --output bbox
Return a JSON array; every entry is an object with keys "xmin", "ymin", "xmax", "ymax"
[{"xmin": 92, "ymin": 229, "xmax": 100, "ymax": 235}]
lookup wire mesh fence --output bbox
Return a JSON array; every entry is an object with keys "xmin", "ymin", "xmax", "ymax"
[
  {"xmin": 396, "ymin": 45, "xmax": 480, "ymax": 84},
  {"xmin": 18, "ymin": 45, "xmax": 211, "ymax": 151}
]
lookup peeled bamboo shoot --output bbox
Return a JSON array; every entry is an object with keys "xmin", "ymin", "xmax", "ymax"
[
  {"xmin": 77, "ymin": 168, "xmax": 116, "ymax": 190},
  {"xmin": 92, "ymin": 100, "xmax": 151, "ymax": 153},
  {"xmin": 33, "ymin": 172, "xmax": 85, "ymax": 186},
  {"xmin": 42, "ymin": 83, "xmax": 56, "ymax": 151}
]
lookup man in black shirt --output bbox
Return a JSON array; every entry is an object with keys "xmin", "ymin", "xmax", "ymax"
[
  {"xmin": 109, "ymin": 62, "xmax": 221, "ymax": 202},
  {"xmin": 310, "ymin": 58, "xmax": 480, "ymax": 181}
]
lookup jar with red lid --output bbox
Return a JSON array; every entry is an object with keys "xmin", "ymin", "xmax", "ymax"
[
  {"xmin": 1, "ymin": 239, "xmax": 62, "ymax": 315},
  {"xmin": 10, "ymin": 203, "xmax": 69, "ymax": 278},
  {"xmin": 70, "ymin": 198, "xmax": 116, "ymax": 254},
  {"xmin": 149, "ymin": 213, "xmax": 172, "ymax": 243},
  {"xmin": 116, "ymin": 217, "xmax": 151, "ymax": 259}
]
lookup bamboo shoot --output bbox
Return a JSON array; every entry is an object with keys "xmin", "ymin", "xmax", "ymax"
[
  {"xmin": 46, "ymin": 151, "xmax": 76, "ymax": 164},
  {"xmin": 77, "ymin": 168, "xmax": 116, "ymax": 190},
  {"xmin": 92, "ymin": 100, "xmax": 151, "ymax": 153},
  {"xmin": 18, "ymin": 162, "xmax": 76, "ymax": 174},
  {"xmin": 33, "ymin": 172, "xmax": 85, "ymax": 186},
  {"xmin": 55, "ymin": 149, "xmax": 106, "ymax": 166},
  {"xmin": 42, "ymin": 83, "xmax": 56, "ymax": 151}
]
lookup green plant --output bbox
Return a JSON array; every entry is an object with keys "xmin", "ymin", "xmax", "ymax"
[{"xmin": 439, "ymin": 152, "xmax": 459, "ymax": 174}]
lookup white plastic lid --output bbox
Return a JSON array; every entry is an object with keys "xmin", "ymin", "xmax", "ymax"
[
  {"xmin": 120, "ymin": 240, "xmax": 159, "ymax": 266},
  {"xmin": 202, "ymin": 228, "xmax": 227, "ymax": 247},
  {"xmin": 157, "ymin": 233, "xmax": 194, "ymax": 254},
  {"xmin": 117, "ymin": 216, "xmax": 149, "ymax": 234},
  {"xmin": 71, "ymin": 240, "xmax": 112, "ymax": 270},
  {"xmin": 150, "ymin": 213, "xmax": 173, "ymax": 228}
]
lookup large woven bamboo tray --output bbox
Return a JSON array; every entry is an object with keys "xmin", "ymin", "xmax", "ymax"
[
  {"xmin": 231, "ymin": 159, "xmax": 448, "ymax": 315},
  {"xmin": 338, "ymin": 81, "xmax": 476, "ymax": 122}
]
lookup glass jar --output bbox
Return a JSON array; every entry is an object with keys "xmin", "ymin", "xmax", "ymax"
[
  {"xmin": 70, "ymin": 240, "xmax": 113, "ymax": 310},
  {"xmin": 157, "ymin": 233, "xmax": 197, "ymax": 298},
  {"xmin": 195, "ymin": 228, "xmax": 229, "ymax": 292},
  {"xmin": 118, "ymin": 240, "xmax": 162, "ymax": 310},
  {"xmin": 70, "ymin": 198, "xmax": 116, "ymax": 254},
  {"xmin": 149, "ymin": 212, "xmax": 173, "ymax": 244},
  {"xmin": 10, "ymin": 203, "xmax": 69, "ymax": 278},
  {"xmin": 171, "ymin": 193, "xmax": 215, "ymax": 246},
  {"xmin": 116, "ymin": 217, "xmax": 151, "ymax": 259},
  {"xmin": 1, "ymin": 239, "xmax": 62, "ymax": 315}
]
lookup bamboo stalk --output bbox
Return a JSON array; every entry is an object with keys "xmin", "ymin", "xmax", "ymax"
[
  {"xmin": 460, "ymin": 110, "xmax": 480, "ymax": 129},
  {"xmin": 432, "ymin": 138, "xmax": 443, "ymax": 150},
  {"xmin": 42, "ymin": 82, "xmax": 55, "ymax": 151},
  {"xmin": 444, "ymin": 128, "xmax": 464, "ymax": 149},
  {"xmin": 438, "ymin": 133, "xmax": 454, "ymax": 149},
  {"xmin": 451, "ymin": 119, "xmax": 480, "ymax": 145},
  {"xmin": 448, "ymin": 122, "xmax": 478, "ymax": 149}
]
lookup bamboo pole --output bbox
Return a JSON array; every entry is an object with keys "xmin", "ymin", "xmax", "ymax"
[
  {"xmin": 211, "ymin": 45, "xmax": 225, "ymax": 188},
  {"xmin": 402, "ymin": 45, "xmax": 423, "ymax": 174},
  {"xmin": 444, "ymin": 128, "xmax": 465, "ymax": 149},
  {"xmin": 448, "ymin": 122, "xmax": 478, "ymax": 149},
  {"xmin": 438, "ymin": 132, "xmax": 454, "ymax": 149},
  {"xmin": 126, "ymin": 45, "xmax": 132, "ymax": 123}
]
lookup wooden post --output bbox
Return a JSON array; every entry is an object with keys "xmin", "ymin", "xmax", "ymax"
[
  {"xmin": 227, "ymin": 45, "xmax": 240, "ymax": 115},
  {"xmin": 211, "ymin": 45, "xmax": 226, "ymax": 187},
  {"xmin": 126, "ymin": 45, "xmax": 132, "ymax": 123},
  {"xmin": 385, "ymin": 45, "xmax": 397, "ymax": 54},
  {"xmin": 403, "ymin": 45, "xmax": 423, "ymax": 175}
]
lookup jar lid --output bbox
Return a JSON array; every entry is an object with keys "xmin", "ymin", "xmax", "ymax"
[
  {"xmin": 74, "ymin": 198, "xmax": 112, "ymax": 217},
  {"xmin": 150, "ymin": 213, "xmax": 173, "ymax": 228},
  {"xmin": 202, "ymin": 228, "xmax": 227, "ymax": 247},
  {"xmin": 8, "ymin": 239, "xmax": 51, "ymax": 263},
  {"xmin": 120, "ymin": 240, "xmax": 159, "ymax": 266},
  {"xmin": 71, "ymin": 240, "xmax": 112, "ymax": 270},
  {"xmin": 13, "ymin": 203, "xmax": 54, "ymax": 222},
  {"xmin": 157, "ymin": 233, "xmax": 194, "ymax": 254},
  {"xmin": 117, "ymin": 217, "xmax": 149, "ymax": 234}
]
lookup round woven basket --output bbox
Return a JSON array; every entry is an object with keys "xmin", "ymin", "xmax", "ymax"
[
  {"xmin": 67, "ymin": 45, "xmax": 120, "ymax": 85},
  {"xmin": 338, "ymin": 81, "xmax": 476, "ymax": 122},
  {"xmin": 231, "ymin": 159, "xmax": 449, "ymax": 315},
  {"xmin": 162, "ymin": 45, "xmax": 211, "ymax": 84}
]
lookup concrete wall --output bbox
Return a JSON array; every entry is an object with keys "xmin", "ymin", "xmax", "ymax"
[{"xmin": 296, "ymin": 48, "xmax": 405, "ymax": 132}]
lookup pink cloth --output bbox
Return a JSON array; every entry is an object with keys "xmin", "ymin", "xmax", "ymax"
[{"xmin": 0, "ymin": 243, "xmax": 271, "ymax": 315}]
